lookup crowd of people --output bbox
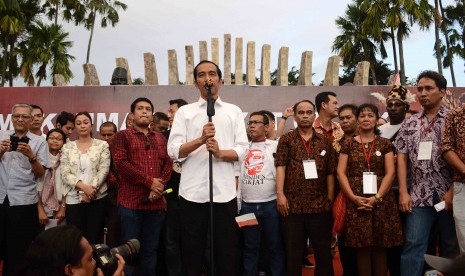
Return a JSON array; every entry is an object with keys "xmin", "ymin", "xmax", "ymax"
[{"xmin": 0, "ymin": 61, "xmax": 465, "ymax": 276}]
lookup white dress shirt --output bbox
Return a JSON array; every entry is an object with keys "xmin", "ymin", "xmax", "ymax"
[{"xmin": 168, "ymin": 97, "xmax": 248, "ymax": 203}]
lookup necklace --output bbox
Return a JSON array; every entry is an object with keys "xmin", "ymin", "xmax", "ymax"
[{"xmin": 79, "ymin": 155, "xmax": 86, "ymax": 174}]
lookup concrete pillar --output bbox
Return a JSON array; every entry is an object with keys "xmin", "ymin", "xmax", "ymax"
[
  {"xmin": 298, "ymin": 51, "xmax": 313, "ymax": 86},
  {"xmin": 168, "ymin": 49, "xmax": 180, "ymax": 85},
  {"xmin": 277, "ymin": 47, "xmax": 289, "ymax": 86},
  {"xmin": 260, "ymin": 44, "xmax": 271, "ymax": 86},
  {"xmin": 115, "ymin": 57, "xmax": 132, "ymax": 85},
  {"xmin": 323, "ymin": 55, "xmax": 341, "ymax": 86},
  {"xmin": 185, "ymin": 45, "xmax": 194, "ymax": 85},
  {"xmin": 235, "ymin": 37, "xmax": 243, "ymax": 85},
  {"xmin": 144, "ymin": 52, "xmax": 158, "ymax": 85},
  {"xmin": 199, "ymin": 41, "xmax": 208, "ymax": 61},
  {"xmin": 354, "ymin": 61, "xmax": 370, "ymax": 85},
  {"xmin": 211, "ymin": 38, "xmax": 219, "ymax": 65},
  {"xmin": 83, "ymin": 64, "xmax": 100, "ymax": 85},
  {"xmin": 53, "ymin": 74, "xmax": 66, "ymax": 86},
  {"xmin": 246, "ymin": 41, "xmax": 256, "ymax": 85},
  {"xmin": 224, "ymin": 34, "xmax": 232, "ymax": 85}
]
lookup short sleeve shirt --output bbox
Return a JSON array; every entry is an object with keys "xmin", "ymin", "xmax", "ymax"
[{"xmin": 275, "ymin": 129, "xmax": 337, "ymax": 214}]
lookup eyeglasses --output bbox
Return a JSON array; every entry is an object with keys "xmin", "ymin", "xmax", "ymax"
[
  {"xmin": 12, "ymin": 114, "xmax": 32, "ymax": 120},
  {"xmin": 247, "ymin": 121, "xmax": 265, "ymax": 126}
]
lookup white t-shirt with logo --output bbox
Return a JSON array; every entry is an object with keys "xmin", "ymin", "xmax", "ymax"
[{"xmin": 239, "ymin": 140, "xmax": 278, "ymax": 203}]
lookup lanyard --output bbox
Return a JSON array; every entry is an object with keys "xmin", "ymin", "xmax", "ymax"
[
  {"xmin": 421, "ymin": 115, "xmax": 438, "ymax": 139},
  {"xmin": 360, "ymin": 135, "xmax": 376, "ymax": 171},
  {"xmin": 300, "ymin": 135, "xmax": 312, "ymax": 159}
]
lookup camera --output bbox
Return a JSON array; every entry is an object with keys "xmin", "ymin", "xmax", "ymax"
[
  {"xmin": 92, "ymin": 239, "xmax": 140, "ymax": 276},
  {"xmin": 10, "ymin": 135, "xmax": 30, "ymax": 151}
]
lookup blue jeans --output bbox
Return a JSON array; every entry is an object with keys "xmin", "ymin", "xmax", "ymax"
[
  {"xmin": 400, "ymin": 206, "xmax": 459, "ymax": 276},
  {"xmin": 240, "ymin": 200, "xmax": 285, "ymax": 276},
  {"xmin": 118, "ymin": 205, "xmax": 165, "ymax": 276}
]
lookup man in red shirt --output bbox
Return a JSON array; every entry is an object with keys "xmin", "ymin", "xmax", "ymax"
[{"xmin": 111, "ymin": 97, "xmax": 172, "ymax": 276}]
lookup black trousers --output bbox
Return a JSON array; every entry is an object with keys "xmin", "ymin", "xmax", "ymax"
[
  {"xmin": 281, "ymin": 212, "xmax": 334, "ymax": 276},
  {"xmin": 179, "ymin": 197, "xmax": 239, "ymax": 276},
  {"xmin": 66, "ymin": 196, "xmax": 107, "ymax": 244},
  {"xmin": 0, "ymin": 197, "xmax": 39, "ymax": 276}
]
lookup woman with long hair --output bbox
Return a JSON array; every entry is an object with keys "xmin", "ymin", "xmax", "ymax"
[
  {"xmin": 37, "ymin": 129, "xmax": 69, "ymax": 227},
  {"xmin": 61, "ymin": 112, "xmax": 110, "ymax": 244},
  {"xmin": 337, "ymin": 103, "xmax": 402, "ymax": 276}
]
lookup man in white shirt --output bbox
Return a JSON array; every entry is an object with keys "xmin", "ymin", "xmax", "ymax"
[
  {"xmin": 0, "ymin": 103, "xmax": 48, "ymax": 276},
  {"xmin": 167, "ymin": 60, "xmax": 248, "ymax": 276},
  {"xmin": 238, "ymin": 111, "xmax": 285, "ymax": 276}
]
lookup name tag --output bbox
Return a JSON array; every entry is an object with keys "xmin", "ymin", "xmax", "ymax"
[
  {"xmin": 363, "ymin": 172, "xmax": 377, "ymax": 194},
  {"xmin": 303, "ymin": 160, "xmax": 318, "ymax": 179},
  {"xmin": 418, "ymin": 140, "xmax": 433, "ymax": 161}
]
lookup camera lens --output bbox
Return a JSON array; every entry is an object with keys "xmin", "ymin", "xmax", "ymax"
[{"xmin": 110, "ymin": 239, "xmax": 140, "ymax": 265}]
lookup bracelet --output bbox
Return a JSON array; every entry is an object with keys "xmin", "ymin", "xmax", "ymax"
[
  {"xmin": 281, "ymin": 116, "xmax": 288, "ymax": 120},
  {"xmin": 61, "ymin": 203, "xmax": 66, "ymax": 208},
  {"xmin": 375, "ymin": 193, "xmax": 383, "ymax": 203}
]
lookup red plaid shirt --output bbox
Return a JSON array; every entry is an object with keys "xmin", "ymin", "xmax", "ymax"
[{"xmin": 111, "ymin": 127, "xmax": 172, "ymax": 210}]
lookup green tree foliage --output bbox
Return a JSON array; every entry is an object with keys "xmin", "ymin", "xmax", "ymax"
[
  {"xmin": 332, "ymin": 0, "xmax": 388, "ymax": 84},
  {"xmin": 82, "ymin": 0, "xmax": 127, "ymax": 63},
  {"xmin": 18, "ymin": 22, "xmax": 75, "ymax": 86},
  {"xmin": 339, "ymin": 59, "xmax": 394, "ymax": 85}
]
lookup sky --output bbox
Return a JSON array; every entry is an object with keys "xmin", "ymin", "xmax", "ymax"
[{"xmin": 34, "ymin": 0, "xmax": 465, "ymax": 87}]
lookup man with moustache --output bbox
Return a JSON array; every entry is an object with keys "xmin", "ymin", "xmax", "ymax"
[
  {"xmin": 396, "ymin": 71, "xmax": 459, "ymax": 276},
  {"xmin": 0, "ymin": 103, "xmax": 48, "ymax": 275},
  {"xmin": 275, "ymin": 100, "xmax": 337, "ymax": 276},
  {"xmin": 167, "ymin": 60, "xmax": 248, "ymax": 276},
  {"xmin": 338, "ymin": 104, "xmax": 358, "ymax": 141},
  {"xmin": 238, "ymin": 111, "xmax": 285, "ymax": 276},
  {"xmin": 112, "ymin": 97, "xmax": 172, "ymax": 276}
]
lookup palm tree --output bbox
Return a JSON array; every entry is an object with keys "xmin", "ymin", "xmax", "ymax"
[
  {"xmin": 19, "ymin": 22, "xmax": 75, "ymax": 86},
  {"xmin": 433, "ymin": 0, "xmax": 443, "ymax": 74},
  {"xmin": 332, "ymin": 1, "xmax": 388, "ymax": 84},
  {"xmin": 441, "ymin": 0, "xmax": 465, "ymax": 87},
  {"xmin": 0, "ymin": 0, "xmax": 23, "ymax": 86},
  {"xmin": 362, "ymin": 0, "xmax": 433, "ymax": 85},
  {"xmin": 83, "ymin": 0, "xmax": 127, "ymax": 64}
]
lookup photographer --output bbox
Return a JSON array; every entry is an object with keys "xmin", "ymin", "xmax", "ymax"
[
  {"xmin": 0, "ymin": 103, "xmax": 49, "ymax": 276},
  {"xmin": 15, "ymin": 225, "xmax": 125, "ymax": 276}
]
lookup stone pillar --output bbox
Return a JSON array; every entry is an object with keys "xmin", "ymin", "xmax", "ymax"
[
  {"xmin": 211, "ymin": 38, "xmax": 219, "ymax": 65},
  {"xmin": 185, "ymin": 46, "xmax": 194, "ymax": 85},
  {"xmin": 260, "ymin": 44, "xmax": 271, "ymax": 86},
  {"xmin": 323, "ymin": 55, "xmax": 341, "ymax": 86},
  {"xmin": 224, "ymin": 34, "xmax": 232, "ymax": 85},
  {"xmin": 298, "ymin": 51, "xmax": 313, "ymax": 86},
  {"xmin": 144, "ymin": 52, "xmax": 158, "ymax": 85},
  {"xmin": 116, "ymin": 57, "xmax": 132, "ymax": 85},
  {"xmin": 277, "ymin": 47, "xmax": 289, "ymax": 86},
  {"xmin": 246, "ymin": 41, "xmax": 256, "ymax": 85},
  {"xmin": 168, "ymin": 49, "xmax": 180, "ymax": 85},
  {"xmin": 199, "ymin": 41, "xmax": 208, "ymax": 61},
  {"xmin": 53, "ymin": 74, "xmax": 66, "ymax": 86},
  {"xmin": 354, "ymin": 61, "xmax": 370, "ymax": 85},
  {"xmin": 83, "ymin": 64, "xmax": 100, "ymax": 85},
  {"xmin": 235, "ymin": 37, "xmax": 243, "ymax": 85}
]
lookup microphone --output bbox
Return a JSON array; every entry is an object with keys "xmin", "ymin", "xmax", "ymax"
[
  {"xmin": 205, "ymin": 81, "xmax": 215, "ymax": 118},
  {"xmin": 141, "ymin": 188, "xmax": 173, "ymax": 205}
]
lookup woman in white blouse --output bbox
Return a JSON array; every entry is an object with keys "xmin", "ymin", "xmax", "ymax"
[
  {"xmin": 37, "ymin": 128, "xmax": 69, "ymax": 227},
  {"xmin": 61, "ymin": 111, "xmax": 111, "ymax": 244}
]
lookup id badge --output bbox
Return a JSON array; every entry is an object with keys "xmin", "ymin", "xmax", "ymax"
[
  {"xmin": 363, "ymin": 172, "xmax": 377, "ymax": 194},
  {"xmin": 418, "ymin": 140, "xmax": 433, "ymax": 161},
  {"xmin": 303, "ymin": 160, "xmax": 318, "ymax": 179}
]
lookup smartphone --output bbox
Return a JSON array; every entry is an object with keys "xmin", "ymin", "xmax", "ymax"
[{"xmin": 10, "ymin": 135, "xmax": 30, "ymax": 151}]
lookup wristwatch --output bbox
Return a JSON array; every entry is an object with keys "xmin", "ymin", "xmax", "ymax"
[
  {"xmin": 29, "ymin": 156, "xmax": 37, "ymax": 163},
  {"xmin": 281, "ymin": 116, "xmax": 288, "ymax": 120}
]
